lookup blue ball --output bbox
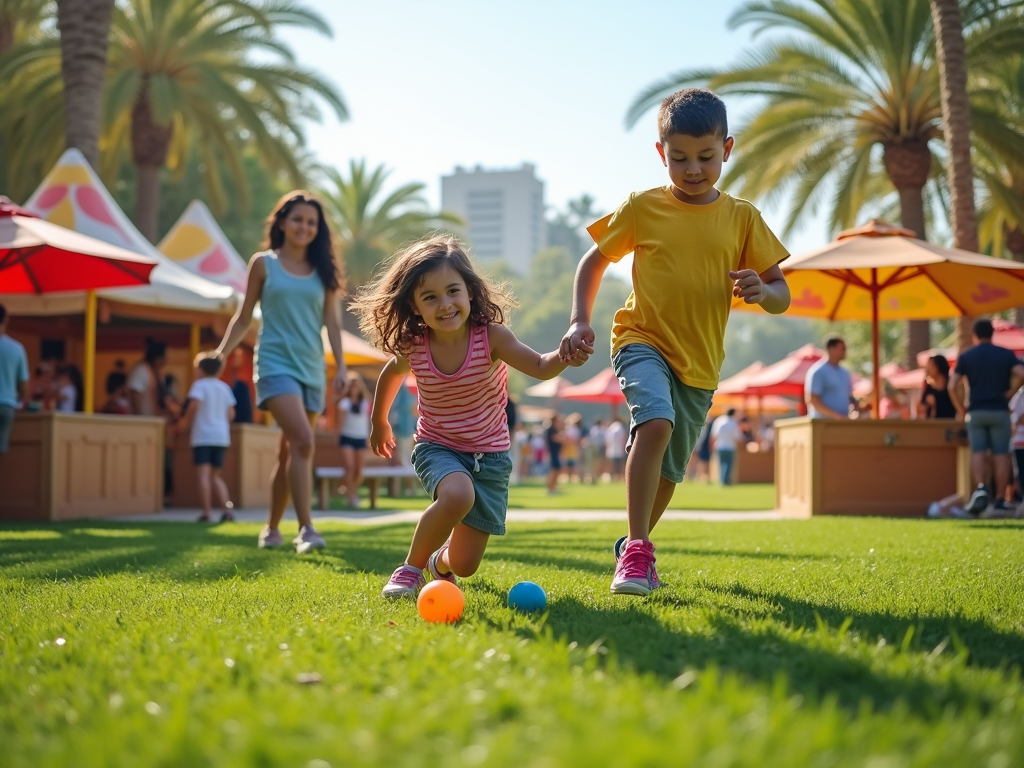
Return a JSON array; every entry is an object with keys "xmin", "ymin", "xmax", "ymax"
[{"xmin": 508, "ymin": 581, "xmax": 547, "ymax": 613}]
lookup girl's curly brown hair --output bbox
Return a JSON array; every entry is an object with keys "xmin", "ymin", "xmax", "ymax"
[{"xmin": 350, "ymin": 235, "xmax": 516, "ymax": 357}]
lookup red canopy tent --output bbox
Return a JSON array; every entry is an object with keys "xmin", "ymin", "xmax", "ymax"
[
  {"xmin": 0, "ymin": 197, "xmax": 157, "ymax": 412},
  {"xmin": 744, "ymin": 344, "xmax": 824, "ymax": 398},
  {"xmin": 716, "ymin": 361, "xmax": 765, "ymax": 395},
  {"xmin": 558, "ymin": 368, "xmax": 625, "ymax": 403}
]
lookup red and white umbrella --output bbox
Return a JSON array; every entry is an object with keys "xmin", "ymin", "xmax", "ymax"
[{"xmin": 0, "ymin": 198, "xmax": 156, "ymax": 293}]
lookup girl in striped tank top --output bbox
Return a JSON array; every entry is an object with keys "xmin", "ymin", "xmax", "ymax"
[{"xmin": 352, "ymin": 236, "xmax": 589, "ymax": 599}]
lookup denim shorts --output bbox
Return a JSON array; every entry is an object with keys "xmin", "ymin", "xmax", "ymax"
[
  {"xmin": 411, "ymin": 440, "xmax": 513, "ymax": 535},
  {"xmin": 193, "ymin": 445, "xmax": 227, "ymax": 468},
  {"xmin": 612, "ymin": 343, "xmax": 715, "ymax": 483},
  {"xmin": 339, "ymin": 435, "xmax": 367, "ymax": 450},
  {"xmin": 255, "ymin": 374, "xmax": 324, "ymax": 414},
  {"xmin": 965, "ymin": 410, "xmax": 1012, "ymax": 455}
]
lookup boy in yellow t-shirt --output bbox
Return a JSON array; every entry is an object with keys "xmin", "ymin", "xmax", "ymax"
[{"xmin": 559, "ymin": 88, "xmax": 791, "ymax": 596}]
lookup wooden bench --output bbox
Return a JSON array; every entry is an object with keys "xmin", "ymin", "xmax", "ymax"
[{"xmin": 315, "ymin": 465, "xmax": 419, "ymax": 510}]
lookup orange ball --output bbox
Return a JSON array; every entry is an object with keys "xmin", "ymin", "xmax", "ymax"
[{"xmin": 417, "ymin": 580, "xmax": 465, "ymax": 623}]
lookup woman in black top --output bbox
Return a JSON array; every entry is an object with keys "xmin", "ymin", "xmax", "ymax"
[{"xmin": 920, "ymin": 355, "xmax": 956, "ymax": 418}]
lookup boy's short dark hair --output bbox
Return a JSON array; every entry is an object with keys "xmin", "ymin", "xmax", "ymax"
[
  {"xmin": 0, "ymin": 302, "xmax": 7, "ymax": 325},
  {"xmin": 198, "ymin": 355, "xmax": 223, "ymax": 377},
  {"xmin": 658, "ymin": 88, "xmax": 729, "ymax": 143},
  {"xmin": 973, "ymin": 319, "xmax": 994, "ymax": 339},
  {"xmin": 825, "ymin": 337, "xmax": 845, "ymax": 349}
]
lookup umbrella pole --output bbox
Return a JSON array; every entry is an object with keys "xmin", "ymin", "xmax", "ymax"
[
  {"xmin": 871, "ymin": 269, "xmax": 880, "ymax": 420},
  {"xmin": 84, "ymin": 290, "xmax": 97, "ymax": 414},
  {"xmin": 189, "ymin": 323, "xmax": 201, "ymax": 384}
]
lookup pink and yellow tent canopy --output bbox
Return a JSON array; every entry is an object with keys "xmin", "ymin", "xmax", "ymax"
[{"xmin": 159, "ymin": 200, "xmax": 249, "ymax": 293}]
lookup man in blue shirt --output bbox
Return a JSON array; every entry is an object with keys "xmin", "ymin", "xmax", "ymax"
[
  {"xmin": 0, "ymin": 303, "xmax": 29, "ymax": 455},
  {"xmin": 805, "ymin": 338, "xmax": 853, "ymax": 419},
  {"xmin": 950, "ymin": 318, "xmax": 1024, "ymax": 515}
]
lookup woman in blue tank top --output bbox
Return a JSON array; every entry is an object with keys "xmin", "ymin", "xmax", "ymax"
[{"xmin": 214, "ymin": 192, "xmax": 346, "ymax": 552}]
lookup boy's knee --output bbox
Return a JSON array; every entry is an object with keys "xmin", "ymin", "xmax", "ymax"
[{"xmin": 635, "ymin": 418, "xmax": 673, "ymax": 444}]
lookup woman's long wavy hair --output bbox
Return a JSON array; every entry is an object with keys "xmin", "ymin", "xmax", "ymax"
[
  {"xmin": 261, "ymin": 191, "xmax": 343, "ymax": 292},
  {"xmin": 351, "ymin": 235, "xmax": 516, "ymax": 357}
]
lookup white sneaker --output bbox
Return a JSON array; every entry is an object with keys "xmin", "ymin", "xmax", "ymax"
[{"xmin": 293, "ymin": 526, "xmax": 326, "ymax": 553}]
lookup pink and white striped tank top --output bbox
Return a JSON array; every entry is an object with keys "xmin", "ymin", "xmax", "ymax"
[{"xmin": 408, "ymin": 323, "xmax": 510, "ymax": 453}]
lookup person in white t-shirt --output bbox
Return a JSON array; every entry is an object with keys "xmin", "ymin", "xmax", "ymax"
[
  {"xmin": 604, "ymin": 419, "xmax": 628, "ymax": 481},
  {"xmin": 337, "ymin": 373, "xmax": 371, "ymax": 507},
  {"xmin": 178, "ymin": 354, "xmax": 236, "ymax": 522},
  {"xmin": 710, "ymin": 408, "xmax": 742, "ymax": 486},
  {"xmin": 1011, "ymin": 390, "xmax": 1024, "ymax": 503}
]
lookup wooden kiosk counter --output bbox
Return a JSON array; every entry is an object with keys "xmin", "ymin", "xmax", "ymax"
[
  {"xmin": 775, "ymin": 417, "xmax": 970, "ymax": 517},
  {"xmin": 0, "ymin": 412, "xmax": 164, "ymax": 521}
]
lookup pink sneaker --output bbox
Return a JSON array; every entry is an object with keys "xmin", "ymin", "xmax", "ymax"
[
  {"xmin": 614, "ymin": 536, "xmax": 662, "ymax": 590},
  {"xmin": 426, "ymin": 540, "xmax": 457, "ymax": 585},
  {"xmin": 611, "ymin": 539, "xmax": 656, "ymax": 595},
  {"xmin": 382, "ymin": 564, "xmax": 426, "ymax": 599}
]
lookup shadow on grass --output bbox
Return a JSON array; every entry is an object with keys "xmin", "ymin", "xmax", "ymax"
[
  {"xmin": 0, "ymin": 522, "xmax": 412, "ymax": 582},
  {"xmin": 540, "ymin": 594, "xmax": 1004, "ymax": 720},
  {"xmin": 704, "ymin": 582, "xmax": 1024, "ymax": 671}
]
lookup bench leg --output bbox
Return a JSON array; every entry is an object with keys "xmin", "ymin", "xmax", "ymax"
[
  {"xmin": 318, "ymin": 477, "xmax": 329, "ymax": 511},
  {"xmin": 369, "ymin": 478, "xmax": 380, "ymax": 509}
]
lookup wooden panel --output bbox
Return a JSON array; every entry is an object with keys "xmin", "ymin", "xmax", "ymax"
[
  {"xmin": 734, "ymin": 450, "xmax": 774, "ymax": 484},
  {"xmin": 0, "ymin": 415, "xmax": 50, "ymax": 521},
  {"xmin": 50, "ymin": 415, "xmax": 163, "ymax": 520},
  {"xmin": 235, "ymin": 424, "xmax": 280, "ymax": 509},
  {"xmin": 819, "ymin": 420, "xmax": 967, "ymax": 449},
  {"xmin": 775, "ymin": 420, "xmax": 814, "ymax": 517},
  {"xmin": 820, "ymin": 446, "xmax": 958, "ymax": 516}
]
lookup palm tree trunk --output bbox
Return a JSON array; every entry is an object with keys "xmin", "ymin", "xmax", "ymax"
[
  {"xmin": 930, "ymin": 0, "xmax": 978, "ymax": 353},
  {"xmin": 56, "ymin": 0, "xmax": 114, "ymax": 170},
  {"xmin": 0, "ymin": 17, "xmax": 14, "ymax": 56},
  {"xmin": 130, "ymin": 86, "xmax": 173, "ymax": 243},
  {"xmin": 135, "ymin": 165, "xmax": 162, "ymax": 243},
  {"xmin": 885, "ymin": 140, "xmax": 932, "ymax": 368}
]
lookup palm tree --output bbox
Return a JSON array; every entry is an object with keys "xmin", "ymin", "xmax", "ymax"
[
  {"xmin": 626, "ymin": 0, "xmax": 1016, "ymax": 366},
  {"xmin": 930, "ymin": 0, "xmax": 979, "ymax": 351},
  {"xmin": 103, "ymin": 0, "xmax": 347, "ymax": 241},
  {"xmin": 0, "ymin": 0, "xmax": 346, "ymax": 241},
  {"xmin": 0, "ymin": 0, "xmax": 49, "ymax": 55},
  {"xmin": 319, "ymin": 160, "xmax": 463, "ymax": 292},
  {"xmin": 55, "ymin": 0, "xmax": 113, "ymax": 170}
]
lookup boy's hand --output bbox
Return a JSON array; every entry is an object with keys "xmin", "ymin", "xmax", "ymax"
[
  {"xmin": 369, "ymin": 421, "xmax": 395, "ymax": 459},
  {"xmin": 559, "ymin": 322, "xmax": 596, "ymax": 363},
  {"xmin": 729, "ymin": 270, "xmax": 766, "ymax": 304}
]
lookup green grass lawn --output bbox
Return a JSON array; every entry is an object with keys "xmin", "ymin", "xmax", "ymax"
[
  {"xmin": 2, "ymin": 518, "xmax": 1023, "ymax": 767},
  {"xmin": 331, "ymin": 480, "xmax": 775, "ymax": 511}
]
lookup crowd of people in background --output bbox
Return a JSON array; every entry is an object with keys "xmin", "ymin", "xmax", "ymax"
[{"xmin": 510, "ymin": 412, "xmax": 631, "ymax": 491}]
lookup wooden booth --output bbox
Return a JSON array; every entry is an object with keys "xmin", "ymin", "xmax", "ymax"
[
  {"xmin": 775, "ymin": 417, "xmax": 970, "ymax": 517},
  {"xmin": 170, "ymin": 423, "xmax": 280, "ymax": 508},
  {"xmin": 0, "ymin": 412, "xmax": 164, "ymax": 521}
]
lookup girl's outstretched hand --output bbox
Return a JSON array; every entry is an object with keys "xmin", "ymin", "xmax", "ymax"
[
  {"xmin": 332, "ymin": 367, "xmax": 348, "ymax": 396},
  {"xmin": 369, "ymin": 421, "xmax": 395, "ymax": 459}
]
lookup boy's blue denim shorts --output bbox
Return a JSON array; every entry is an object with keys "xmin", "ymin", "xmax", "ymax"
[
  {"xmin": 612, "ymin": 343, "xmax": 715, "ymax": 483},
  {"xmin": 255, "ymin": 374, "xmax": 324, "ymax": 414},
  {"xmin": 411, "ymin": 441, "xmax": 513, "ymax": 536},
  {"xmin": 965, "ymin": 410, "xmax": 1011, "ymax": 455}
]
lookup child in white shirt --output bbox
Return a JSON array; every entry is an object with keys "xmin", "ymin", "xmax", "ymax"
[{"xmin": 179, "ymin": 354, "xmax": 236, "ymax": 522}]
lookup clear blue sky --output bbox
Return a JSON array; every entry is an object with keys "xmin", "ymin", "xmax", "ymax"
[{"xmin": 281, "ymin": 0, "xmax": 825, "ymax": 262}]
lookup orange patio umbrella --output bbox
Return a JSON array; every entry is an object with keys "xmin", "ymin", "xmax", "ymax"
[{"xmin": 734, "ymin": 220, "xmax": 1024, "ymax": 417}]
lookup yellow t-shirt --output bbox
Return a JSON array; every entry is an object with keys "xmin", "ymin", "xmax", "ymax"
[{"xmin": 588, "ymin": 187, "xmax": 788, "ymax": 390}]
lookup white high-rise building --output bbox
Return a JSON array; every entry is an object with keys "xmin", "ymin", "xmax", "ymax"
[{"xmin": 441, "ymin": 163, "xmax": 546, "ymax": 274}]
